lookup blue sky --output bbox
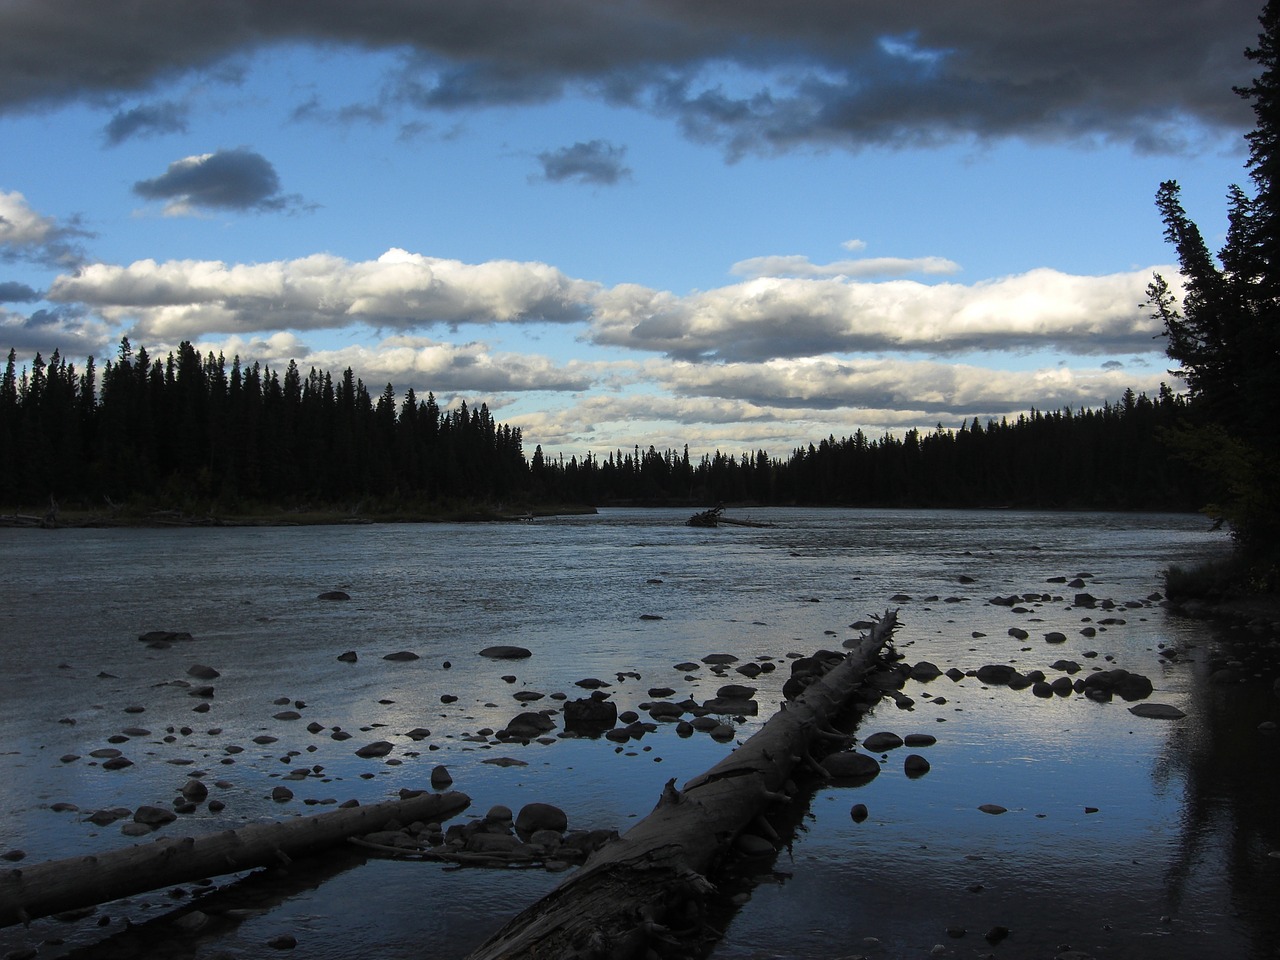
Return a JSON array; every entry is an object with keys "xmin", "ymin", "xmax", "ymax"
[{"xmin": 0, "ymin": 1, "xmax": 1262, "ymax": 458}]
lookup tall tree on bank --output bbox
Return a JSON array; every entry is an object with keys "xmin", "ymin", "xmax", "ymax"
[{"xmin": 1149, "ymin": 0, "xmax": 1280, "ymax": 578}]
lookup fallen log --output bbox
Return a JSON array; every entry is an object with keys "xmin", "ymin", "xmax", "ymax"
[
  {"xmin": 466, "ymin": 611, "xmax": 899, "ymax": 960},
  {"xmin": 0, "ymin": 790, "xmax": 470, "ymax": 928}
]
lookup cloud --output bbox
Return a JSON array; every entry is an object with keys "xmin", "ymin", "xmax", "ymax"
[
  {"xmin": 46, "ymin": 248, "xmax": 601, "ymax": 339},
  {"xmin": 132, "ymin": 148, "xmax": 307, "ymax": 215},
  {"xmin": 0, "ymin": 281, "xmax": 41, "ymax": 302},
  {"xmin": 534, "ymin": 140, "xmax": 632, "ymax": 185},
  {"xmin": 730, "ymin": 253, "xmax": 961, "ymax": 280},
  {"xmin": 0, "ymin": 2, "xmax": 1257, "ymax": 154},
  {"xmin": 0, "ymin": 190, "xmax": 88, "ymax": 267},
  {"xmin": 103, "ymin": 100, "xmax": 189, "ymax": 145},
  {"xmin": 589, "ymin": 267, "xmax": 1173, "ymax": 361},
  {"xmin": 0, "ymin": 304, "xmax": 112, "ymax": 359}
]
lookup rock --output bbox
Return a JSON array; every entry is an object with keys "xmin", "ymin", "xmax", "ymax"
[
  {"xmin": 976, "ymin": 664, "xmax": 1017, "ymax": 685},
  {"xmin": 709, "ymin": 723, "xmax": 736, "ymax": 742},
  {"xmin": 181, "ymin": 779, "xmax": 209, "ymax": 801},
  {"xmin": 1128, "ymin": 703, "xmax": 1186, "ymax": 719},
  {"xmin": 563, "ymin": 696, "xmax": 618, "ymax": 730},
  {"xmin": 716, "ymin": 684, "xmax": 757, "ymax": 700},
  {"xmin": 903, "ymin": 733, "xmax": 937, "ymax": 747},
  {"xmin": 355, "ymin": 740, "xmax": 394, "ymax": 758},
  {"xmin": 1045, "ymin": 631, "xmax": 1067, "ymax": 644},
  {"xmin": 822, "ymin": 751, "xmax": 881, "ymax": 781},
  {"xmin": 102, "ymin": 757, "xmax": 134, "ymax": 770},
  {"xmin": 850, "ymin": 803, "xmax": 869, "ymax": 822},
  {"xmin": 1007, "ymin": 627, "xmax": 1029, "ymax": 641},
  {"xmin": 1081, "ymin": 669, "xmax": 1153, "ymax": 702},
  {"xmin": 337, "ymin": 650, "xmax": 358, "ymax": 663},
  {"xmin": 134, "ymin": 805, "xmax": 177, "ymax": 826},
  {"xmin": 500, "ymin": 711, "xmax": 556, "ymax": 739},
  {"xmin": 862, "ymin": 731, "xmax": 904, "ymax": 751},
  {"xmin": 317, "ymin": 591, "xmax": 350, "ymax": 601},
  {"xmin": 701, "ymin": 697, "xmax": 758, "ymax": 715},
  {"xmin": 575, "ymin": 678, "xmax": 611, "ymax": 689},
  {"xmin": 1052, "ymin": 659, "xmax": 1082, "ymax": 674},
  {"xmin": 138, "ymin": 630, "xmax": 194, "ymax": 646},
  {"xmin": 479, "ymin": 645, "xmax": 532, "ymax": 659},
  {"xmin": 647, "ymin": 701, "xmax": 685, "ymax": 721},
  {"xmin": 516, "ymin": 802, "xmax": 568, "ymax": 836},
  {"xmin": 978, "ymin": 803, "xmax": 1008, "ymax": 815},
  {"xmin": 187, "ymin": 664, "xmax": 220, "ymax": 679},
  {"xmin": 271, "ymin": 786, "xmax": 293, "ymax": 802},
  {"xmin": 909, "ymin": 661, "xmax": 942, "ymax": 681},
  {"xmin": 267, "ymin": 934, "xmax": 298, "ymax": 949},
  {"xmin": 945, "ymin": 667, "xmax": 965, "ymax": 682},
  {"xmin": 903, "ymin": 754, "xmax": 931, "ymax": 777},
  {"xmin": 430, "ymin": 765, "xmax": 453, "ymax": 788},
  {"xmin": 406, "ymin": 727, "xmax": 431, "ymax": 740},
  {"xmin": 702, "ymin": 653, "xmax": 738, "ymax": 664},
  {"xmin": 383, "ymin": 651, "xmax": 419, "ymax": 661}
]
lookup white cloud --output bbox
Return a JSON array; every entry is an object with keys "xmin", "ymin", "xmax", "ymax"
[
  {"xmin": 47, "ymin": 248, "xmax": 601, "ymax": 339},
  {"xmin": 730, "ymin": 253, "xmax": 961, "ymax": 280},
  {"xmin": 590, "ymin": 266, "xmax": 1176, "ymax": 360}
]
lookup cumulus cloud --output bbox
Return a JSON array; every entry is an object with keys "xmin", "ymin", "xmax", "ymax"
[
  {"xmin": 46, "ymin": 248, "xmax": 601, "ymax": 339},
  {"xmin": 534, "ymin": 140, "xmax": 631, "ymax": 185},
  {"xmin": 133, "ymin": 148, "xmax": 307, "ymax": 215},
  {"xmin": 589, "ymin": 267, "xmax": 1173, "ymax": 361},
  {"xmin": 103, "ymin": 100, "xmax": 189, "ymax": 145},
  {"xmin": 0, "ymin": 304, "xmax": 112, "ymax": 359},
  {"xmin": 731, "ymin": 253, "xmax": 961, "ymax": 280},
  {"xmin": 0, "ymin": 1, "xmax": 1256, "ymax": 154},
  {"xmin": 0, "ymin": 190, "xmax": 87, "ymax": 266}
]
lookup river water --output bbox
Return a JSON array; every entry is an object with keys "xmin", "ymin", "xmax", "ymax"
[{"xmin": 1, "ymin": 508, "xmax": 1277, "ymax": 959}]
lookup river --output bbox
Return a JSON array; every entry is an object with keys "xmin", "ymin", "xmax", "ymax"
[{"xmin": 0, "ymin": 508, "xmax": 1277, "ymax": 959}]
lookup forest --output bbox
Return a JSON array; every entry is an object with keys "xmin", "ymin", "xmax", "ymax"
[{"xmin": 0, "ymin": 337, "xmax": 1210, "ymax": 517}]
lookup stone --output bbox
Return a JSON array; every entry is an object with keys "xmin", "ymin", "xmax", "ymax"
[
  {"xmin": 187, "ymin": 664, "xmax": 220, "ymax": 679},
  {"xmin": 271, "ymin": 786, "xmax": 293, "ymax": 802},
  {"xmin": 716, "ymin": 683, "xmax": 757, "ymax": 700},
  {"xmin": 978, "ymin": 803, "xmax": 1008, "ymax": 815},
  {"xmin": 862, "ymin": 731, "xmax": 904, "ymax": 751},
  {"xmin": 317, "ymin": 591, "xmax": 350, "ymax": 601},
  {"xmin": 1128, "ymin": 703, "xmax": 1186, "ymax": 719},
  {"xmin": 850, "ymin": 803, "xmax": 869, "ymax": 822},
  {"xmin": 479, "ymin": 645, "xmax": 532, "ymax": 659},
  {"xmin": 430, "ymin": 765, "xmax": 453, "ymax": 788},
  {"xmin": 181, "ymin": 779, "xmax": 209, "ymax": 801},
  {"xmin": 822, "ymin": 751, "xmax": 881, "ymax": 780},
  {"xmin": 383, "ymin": 651, "xmax": 419, "ymax": 661},
  {"xmin": 903, "ymin": 754, "xmax": 931, "ymax": 776},
  {"xmin": 516, "ymin": 802, "xmax": 568, "ymax": 836},
  {"xmin": 337, "ymin": 650, "xmax": 358, "ymax": 663},
  {"xmin": 1045, "ymin": 631, "xmax": 1067, "ymax": 644},
  {"xmin": 910, "ymin": 661, "xmax": 943, "ymax": 681},
  {"xmin": 903, "ymin": 733, "xmax": 937, "ymax": 747},
  {"xmin": 563, "ymin": 696, "xmax": 618, "ymax": 730},
  {"xmin": 355, "ymin": 740, "xmax": 394, "ymax": 758},
  {"xmin": 976, "ymin": 663, "xmax": 1017, "ymax": 685},
  {"xmin": 1082, "ymin": 669, "xmax": 1153, "ymax": 702},
  {"xmin": 134, "ymin": 805, "xmax": 177, "ymax": 826},
  {"xmin": 500, "ymin": 711, "xmax": 556, "ymax": 739}
]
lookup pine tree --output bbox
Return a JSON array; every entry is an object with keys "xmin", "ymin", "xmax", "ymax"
[{"xmin": 1150, "ymin": 0, "xmax": 1280, "ymax": 575}]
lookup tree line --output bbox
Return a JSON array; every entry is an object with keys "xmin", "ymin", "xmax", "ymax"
[{"xmin": 1, "ymin": 338, "xmax": 1207, "ymax": 514}]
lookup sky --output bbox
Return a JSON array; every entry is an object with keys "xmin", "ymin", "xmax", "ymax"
[{"xmin": 0, "ymin": 0, "xmax": 1265, "ymax": 459}]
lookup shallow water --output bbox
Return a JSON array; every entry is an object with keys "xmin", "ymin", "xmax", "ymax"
[{"xmin": 1, "ymin": 508, "xmax": 1277, "ymax": 959}]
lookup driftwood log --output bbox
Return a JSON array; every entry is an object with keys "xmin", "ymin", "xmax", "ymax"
[
  {"xmin": 466, "ymin": 611, "xmax": 899, "ymax": 960},
  {"xmin": 0, "ymin": 790, "xmax": 471, "ymax": 928}
]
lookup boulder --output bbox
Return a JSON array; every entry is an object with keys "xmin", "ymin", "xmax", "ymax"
[
  {"xmin": 563, "ymin": 696, "xmax": 618, "ymax": 731},
  {"xmin": 909, "ymin": 661, "xmax": 943, "ymax": 681},
  {"xmin": 1128, "ymin": 703, "xmax": 1186, "ymax": 719},
  {"xmin": 862, "ymin": 731, "xmax": 904, "ymax": 751},
  {"xmin": 976, "ymin": 664, "xmax": 1017, "ymax": 685},
  {"xmin": 355, "ymin": 740, "xmax": 394, "ymax": 758},
  {"xmin": 317, "ymin": 591, "xmax": 350, "ymax": 601},
  {"xmin": 822, "ymin": 751, "xmax": 881, "ymax": 781},
  {"xmin": 1081, "ymin": 669, "xmax": 1153, "ymax": 702},
  {"xmin": 516, "ymin": 802, "xmax": 568, "ymax": 837}
]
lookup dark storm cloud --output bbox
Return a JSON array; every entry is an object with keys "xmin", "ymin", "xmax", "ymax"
[
  {"xmin": 0, "ymin": 281, "xmax": 40, "ymax": 302},
  {"xmin": 535, "ymin": 140, "xmax": 631, "ymax": 185},
  {"xmin": 103, "ymin": 100, "xmax": 189, "ymax": 145},
  {"xmin": 133, "ymin": 147, "xmax": 306, "ymax": 213},
  {"xmin": 0, "ymin": 1, "xmax": 1258, "ymax": 154}
]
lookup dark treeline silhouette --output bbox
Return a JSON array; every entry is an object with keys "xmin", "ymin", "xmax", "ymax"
[{"xmin": 2, "ymin": 338, "xmax": 1206, "ymax": 514}]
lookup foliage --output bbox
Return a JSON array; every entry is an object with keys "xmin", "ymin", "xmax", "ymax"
[
  {"xmin": 1149, "ymin": 0, "xmax": 1280, "ymax": 572},
  {"xmin": 0, "ymin": 341, "xmax": 1207, "ymax": 516}
]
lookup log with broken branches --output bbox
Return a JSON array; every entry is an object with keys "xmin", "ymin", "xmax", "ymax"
[
  {"xmin": 0, "ymin": 790, "xmax": 471, "ymax": 928},
  {"xmin": 465, "ymin": 610, "xmax": 899, "ymax": 960}
]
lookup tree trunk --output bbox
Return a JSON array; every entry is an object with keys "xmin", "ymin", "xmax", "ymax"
[
  {"xmin": 466, "ymin": 611, "xmax": 898, "ymax": 960},
  {"xmin": 0, "ymin": 790, "xmax": 470, "ymax": 928}
]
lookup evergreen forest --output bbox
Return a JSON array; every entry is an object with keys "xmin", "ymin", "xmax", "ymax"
[{"xmin": 1, "ymin": 338, "xmax": 1208, "ymax": 517}]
